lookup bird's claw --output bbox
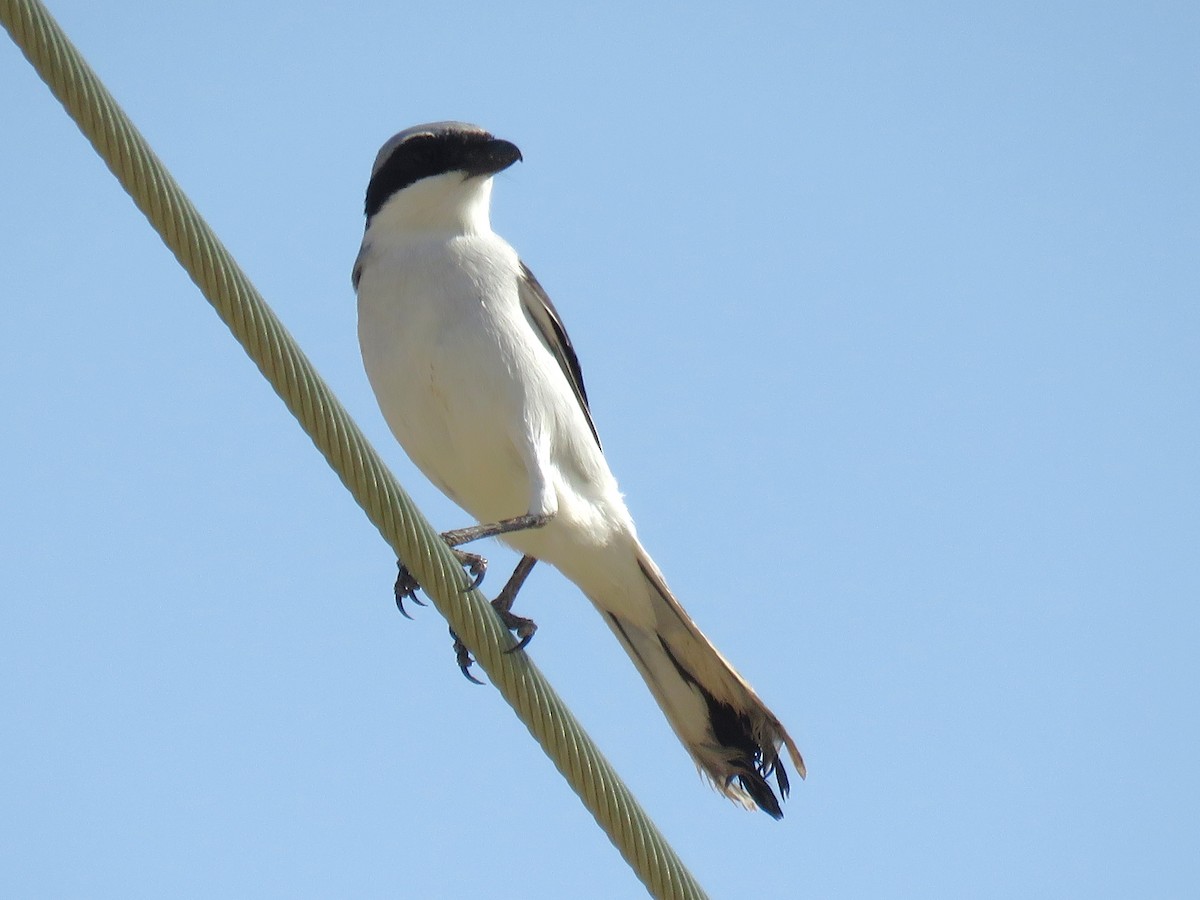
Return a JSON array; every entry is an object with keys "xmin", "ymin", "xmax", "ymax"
[
  {"xmin": 455, "ymin": 549, "xmax": 487, "ymax": 591},
  {"xmin": 393, "ymin": 563, "xmax": 426, "ymax": 618},
  {"xmin": 393, "ymin": 548, "xmax": 534, "ymax": 681},
  {"xmin": 393, "ymin": 547, "xmax": 488, "ymax": 618},
  {"xmin": 451, "ymin": 628, "xmax": 485, "ymax": 684},
  {"xmin": 499, "ymin": 609, "xmax": 537, "ymax": 654},
  {"xmin": 448, "ymin": 606, "xmax": 537, "ymax": 683}
]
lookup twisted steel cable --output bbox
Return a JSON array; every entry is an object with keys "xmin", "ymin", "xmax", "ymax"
[{"xmin": 1, "ymin": 2, "xmax": 710, "ymax": 896}]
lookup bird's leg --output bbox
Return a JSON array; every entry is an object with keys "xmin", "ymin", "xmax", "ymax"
[
  {"xmin": 452, "ymin": 554, "xmax": 540, "ymax": 682},
  {"xmin": 439, "ymin": 513, "xmax": 553, "ymax": 551},
  {"xmin": 491, "ymin": 554, "xmax": 539, "ymax": 650},
  {"xmin": 393, "ymin": 513, "xmax": 551, "ymax": 615}
]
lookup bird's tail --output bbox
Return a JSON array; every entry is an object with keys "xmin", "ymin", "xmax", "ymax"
[{"xmin": 592, "ymin": 546, "xmax": 805, "ymax": 818}]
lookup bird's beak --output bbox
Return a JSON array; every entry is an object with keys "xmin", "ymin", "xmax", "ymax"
[{"xmin": 467, "ymin": 138, "xmax": 523, "ymax": 177}]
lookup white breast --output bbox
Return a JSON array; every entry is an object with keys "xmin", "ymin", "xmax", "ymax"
[
  {"xmin": 356, "ymin": 225, "xmax": 637, "ymax": 588},
  {"xmin": 357, "ymin": 231, "xmax": 534, "ymax": 520}
]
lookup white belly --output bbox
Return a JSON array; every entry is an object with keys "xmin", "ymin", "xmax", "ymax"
[{"xmin": 358, "ymin": 236, "xmax": 531, "ymax": 522}]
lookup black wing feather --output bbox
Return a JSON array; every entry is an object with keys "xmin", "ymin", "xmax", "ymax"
[{"xmin": 517, "ymin": 262, "xmax": 602, "ymax": 449}]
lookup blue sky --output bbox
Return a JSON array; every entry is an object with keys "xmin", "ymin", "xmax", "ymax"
[{"xmin": 2, "ymin": 2, "xmax": 1197, "ymax": 897}]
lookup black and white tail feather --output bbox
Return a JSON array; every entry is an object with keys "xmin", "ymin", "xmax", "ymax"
[{"xmin": 601, "ymin": 548, "xmax": 804, "ymax": 817}]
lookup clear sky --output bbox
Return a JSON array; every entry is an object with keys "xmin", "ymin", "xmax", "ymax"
[{"xmin": 2, "ymin": 2, "xmax": 1197, "ymax": 897}]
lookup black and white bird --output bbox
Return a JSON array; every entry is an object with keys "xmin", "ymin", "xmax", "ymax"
[{"xmin": 353, "ymin": 121, "xmax": 804, "ymax": 817}]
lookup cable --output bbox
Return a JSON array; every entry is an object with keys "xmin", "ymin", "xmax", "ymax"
[{"xmin": 1, "ymin": 1, "xmax": 709, "ymax": 897}]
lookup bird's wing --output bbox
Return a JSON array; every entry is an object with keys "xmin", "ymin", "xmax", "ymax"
[{"xmin": 517, "ymin": 261, "xmax": 602, "ymax": 449}]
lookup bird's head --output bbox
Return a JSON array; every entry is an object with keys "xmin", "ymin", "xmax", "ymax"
[{"xmin": 363, "ymin": 121, "xmax": 522, "ymax": 234}]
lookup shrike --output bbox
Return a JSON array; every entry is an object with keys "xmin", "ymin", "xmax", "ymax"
[{"xmin": 353, "ymin": 121, "xmax": 804, "ymax": 817}]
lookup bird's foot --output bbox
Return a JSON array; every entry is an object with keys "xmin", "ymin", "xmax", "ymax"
[
  {"xmin": 393, "ymin": 547, "xmax": 488, "ymax": 617},
  {"xmin": 497, "ymin": 606, "xmax": 537, "ymax": 654},
  {"xmin": 449, "ymin": 601, "xmax": 539, "ymax": 683},
  {"xmin": 450, "ymin": 627, "xmax": 486, "ymax": 684},
  {"xmin": 393, "ymin": 562, "xmax": 426, "ymax": 619}
]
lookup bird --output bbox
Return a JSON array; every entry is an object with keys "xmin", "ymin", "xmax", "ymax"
[{"xmin": 352, "ymin": 121, "xmax": 804, "ymax": 817}]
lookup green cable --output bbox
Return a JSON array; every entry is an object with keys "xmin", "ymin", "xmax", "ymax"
[{"xmin": 1, "ymin": 1, "xmax": 710, "ymax": 897}]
